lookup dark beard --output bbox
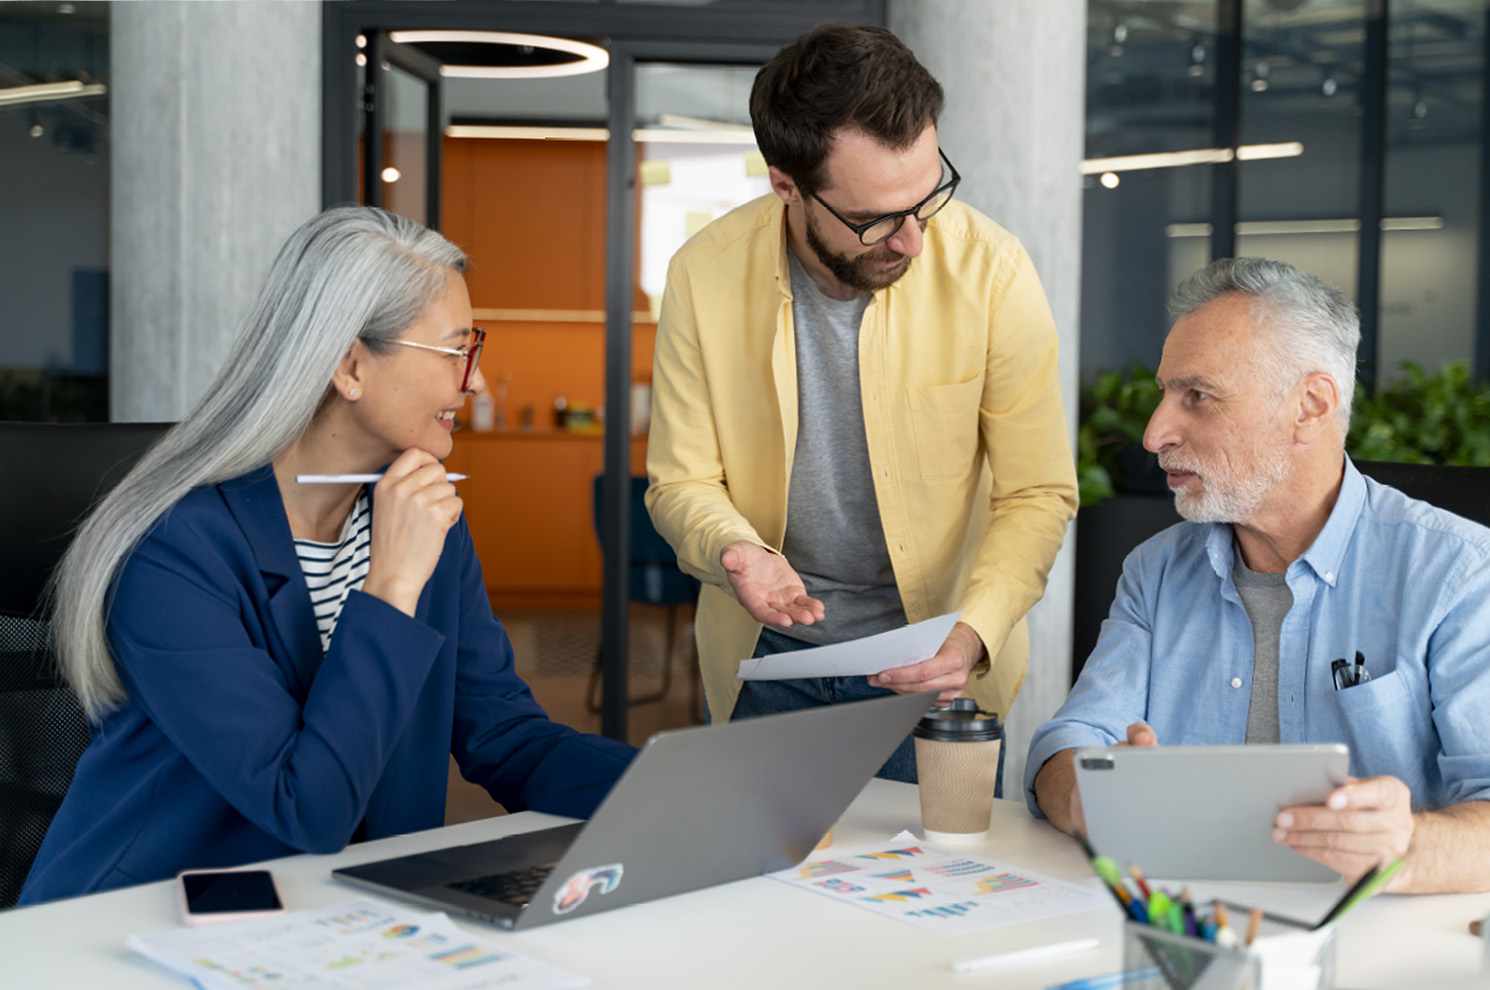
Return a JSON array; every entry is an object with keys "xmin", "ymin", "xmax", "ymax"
[{"xmin": 803, "ymin": 209, "xmax": 913, "ymax": 293}]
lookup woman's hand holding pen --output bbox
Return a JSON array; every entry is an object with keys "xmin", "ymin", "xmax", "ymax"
[
  {"xmin": 363, "ymin": 448, "xmax": 464, "ymax": 616},
  {"xmin": 1273, "ymin": 774, "xmax": 1415, "ymax": 889}
]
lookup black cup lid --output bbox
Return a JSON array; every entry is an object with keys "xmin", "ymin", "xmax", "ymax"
[{"xmin": 913, "ymin": 698, "xmax": 1003, "ymax": 742}]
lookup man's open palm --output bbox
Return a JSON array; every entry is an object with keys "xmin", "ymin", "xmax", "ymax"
[{"xmin": 720, "ymin": 540, "xmax": 825, "ymax": 627}]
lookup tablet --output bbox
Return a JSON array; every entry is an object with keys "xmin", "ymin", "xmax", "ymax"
[{"xmin": 1074, "ymin": 743, "xmax": 1351, "ymax": 883}]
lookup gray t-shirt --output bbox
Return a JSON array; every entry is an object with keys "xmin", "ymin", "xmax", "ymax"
[
  {"xmin": 1233, "ymin": 544, "xmax": 1291, "ymax": 745},
  {"xmin": 777, "ymin": 248, "xmax": 905, "ymax": 645}
]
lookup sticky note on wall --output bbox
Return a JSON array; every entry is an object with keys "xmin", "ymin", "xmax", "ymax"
[
  {"xmin": 745, "ymin": 150, "xmax": 767, "ymax": 177},
  {"xmin": 640, "ymin": 160, "xmax": 672, "ymax": 186}
]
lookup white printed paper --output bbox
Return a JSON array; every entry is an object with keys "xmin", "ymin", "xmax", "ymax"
[
  {"xmin": 735, "ymin": 612, "xmax": 962, "ymax": 681},
  {"xmin": 127, "ymin": 898, "xmax": 588, "ymax": 990},
  {"xmin": 770, "ymin": 833, "xmax": 1108, "ymax": 935}
]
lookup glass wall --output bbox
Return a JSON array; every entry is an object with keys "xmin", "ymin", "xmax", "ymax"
[
  {"xmin": 1082, "ymin": 0, "xmax": 1218, "ymax": 379},
  {"xmin": 1082, "ymin": 0, "xmax": 1488, "ymax": 392},
  {"xmin": 380, "ymin": 62, "xmax": 431, "ymax": 226},
  {"xmin": 0, "ymin": 2, "xmax": 110, "ymax": 421},
  {"xmin": 1379, "ymin": 0, "xmax": 1484, "ymax": 385},
  {"xmin": 634, "ymin": 63, "xmax": 768, "ymax": 321}
]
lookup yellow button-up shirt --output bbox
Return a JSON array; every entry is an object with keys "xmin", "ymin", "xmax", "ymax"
[{"xmin": 646, "ymin": 194, "xmax": 1077, "ymax": 721}]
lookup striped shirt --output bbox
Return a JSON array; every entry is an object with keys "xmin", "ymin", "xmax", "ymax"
[{"xmin": 294, "ymin": 490, "xmax": 371, "ymax": 653}]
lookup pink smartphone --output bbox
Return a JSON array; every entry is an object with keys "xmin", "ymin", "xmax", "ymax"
[{"xmin": 177, "ymin": 868, "xmax": 286, "ymax": 926}]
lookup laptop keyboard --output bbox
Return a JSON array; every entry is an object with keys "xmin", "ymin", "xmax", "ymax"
[{"xmin": 445, "ymin": 863, "xmax": 556, "ymax": 909}]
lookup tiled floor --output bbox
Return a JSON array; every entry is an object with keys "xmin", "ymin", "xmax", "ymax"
[{"xmin": 443, "ymin": 604, "xmax": 705, "ymax": 825}]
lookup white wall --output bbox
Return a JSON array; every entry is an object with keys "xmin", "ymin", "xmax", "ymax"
[{"xmin": 891, "ymin": 0, "xmax": 1088, "ymax": 800}]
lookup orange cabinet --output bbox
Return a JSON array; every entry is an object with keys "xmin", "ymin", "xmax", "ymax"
[
  {"xmin": 446, "ymin": 431, "xmax": 648, "ymax": 610},
  {"xmin": 441, "ymin": 135, "xmax": 654, "ymax": 609}
]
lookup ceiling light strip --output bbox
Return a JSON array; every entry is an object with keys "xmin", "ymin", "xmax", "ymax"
[
  {"xmin": 1081, "ymin": 141, "xmax": 1304, "ymax": 175},
  {"xmin": 445, "ymin": 125, "xmax": 760, "ymax": 146},
  {"xmin": 446, "ymin": 125, "xmax": 610, "ymax": 142},
  {"xmin": 1165, "ymin": 216, "xmax": 1444, "ymax": 237},
  {"xmin": 0, "ymin": 81, "xmax": 107, "ymax": 108}
]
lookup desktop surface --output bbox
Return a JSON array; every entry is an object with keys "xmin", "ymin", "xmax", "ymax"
[{"xmin": 2, "ymin": 780, "xmax": 1486, "ymax": 989}]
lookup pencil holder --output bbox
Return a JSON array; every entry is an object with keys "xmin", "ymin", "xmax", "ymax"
[
  {"xmin": 1121, "ymin": 904, "xmax": 1335, "ymax": 990},
  {"xmin": 1122, "ymin": 922, "xmax": 1255, "ymax": 990}
]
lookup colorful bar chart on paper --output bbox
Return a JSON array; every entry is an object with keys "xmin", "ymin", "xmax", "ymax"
[{"xmin": 768, "ymin": 834, "xmax": 1108, "ymax": 935}]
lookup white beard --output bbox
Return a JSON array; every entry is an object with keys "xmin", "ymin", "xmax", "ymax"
[{"xmin": 1162, "ymin": 447, "xmax": 1292, "ymax": 524}]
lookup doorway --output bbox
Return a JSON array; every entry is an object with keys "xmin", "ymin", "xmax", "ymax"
[{"xmin": 321, "ymin": 3, "xmax": 887, "ymax": 758}]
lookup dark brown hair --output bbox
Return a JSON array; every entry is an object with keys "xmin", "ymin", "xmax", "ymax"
[{"xmin": 749, "ymin": 24, "xmax": 944, "ymax": 194}]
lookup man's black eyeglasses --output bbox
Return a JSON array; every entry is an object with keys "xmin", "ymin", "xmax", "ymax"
[{"xmin": 807, "ymin": 149, "xmax": 960, "ymax": 247}]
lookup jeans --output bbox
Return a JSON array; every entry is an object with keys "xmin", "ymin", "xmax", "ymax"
[{"xmin": 730, "ymin": 627, "xmax": 1007, "ymax": 796}]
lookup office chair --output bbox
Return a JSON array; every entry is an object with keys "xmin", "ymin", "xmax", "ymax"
[
  {"xmin": 0, "ymin": 421, "xmax": 171, "ymax": 909},
  {"xmin": 587, "ymin": 475, "xmax": 703, "ymax": 720}
]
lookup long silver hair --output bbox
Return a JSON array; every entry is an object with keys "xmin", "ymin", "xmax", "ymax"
[
  {"xmin": 52, "ymin": 205, "xmax": 467, "ymax": 721},
  {"xmin": 1168, "ymin": 257, "xmax": 1360, "ymax": 436}
]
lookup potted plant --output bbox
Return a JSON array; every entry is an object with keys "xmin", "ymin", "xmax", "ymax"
[
  {"xmin": 1347, "ymin": 360, "xmax": 1490, "ymax": 466},
  {"xmin": 1077, "ymin": 365, "xmax": 1162, "ymax": 507}
]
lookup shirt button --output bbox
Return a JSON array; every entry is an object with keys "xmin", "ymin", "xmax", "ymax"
[
  {"xmin": 1325, "ymin": 572, "xmax": 1334, "ymax": 581},
  {"xmin": 1231, "ymin": 677, "xmax": 1242, "ymax": 688}
]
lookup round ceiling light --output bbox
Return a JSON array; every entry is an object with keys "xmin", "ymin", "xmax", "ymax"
[{"xmin": 388, "ymin": 30, "xmax": 608, "ymax": 80}]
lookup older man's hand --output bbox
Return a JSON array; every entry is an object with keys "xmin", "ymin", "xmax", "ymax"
[{"xmin": 1273, "ymin": 775, "xmax": 1414, "ymax": 887}]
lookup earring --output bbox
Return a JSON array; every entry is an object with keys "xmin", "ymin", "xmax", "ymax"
[{"xmin": 347, "ymin": 388, "xmax": 358, "ymax": 399}]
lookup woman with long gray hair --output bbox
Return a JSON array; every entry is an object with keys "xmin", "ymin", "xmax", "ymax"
[{"xmin": 20, "ymin": 206, "xmax": 635, "ymax": 904}]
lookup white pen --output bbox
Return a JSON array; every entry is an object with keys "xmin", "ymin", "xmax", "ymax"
[
  {"xmin": 948, "ymin": 937, "xmax": 1100, "ymax": 974},
  {"xmin": 295, "ymin": 473, "xmax": 469, "ymax": 484}
]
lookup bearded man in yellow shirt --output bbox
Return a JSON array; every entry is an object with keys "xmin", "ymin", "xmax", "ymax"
[{"xmin": 646, "ymin": 24, "xmax": 1077, "ymax": 787}]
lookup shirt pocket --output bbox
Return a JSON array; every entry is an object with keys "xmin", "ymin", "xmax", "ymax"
[
  {"xmin": 907, "ymin": 377, "xmax": 983, "ymax": 482},
  {"xmin": 1332, "ymin": 668, "xmax": 1422, "ymax": 784}
]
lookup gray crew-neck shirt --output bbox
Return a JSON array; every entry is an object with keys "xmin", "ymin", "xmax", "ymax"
[
  {"xmin": 1232, "ymin": 543, "xmax": 1291, "ymax": 745},
  {"xmin": 777, "ymin": 248, "xmax": 905, "ymax": 646}
]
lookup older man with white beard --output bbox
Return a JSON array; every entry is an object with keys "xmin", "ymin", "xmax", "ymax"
[{"xmin": 1026, "ymin": 257, "xmax": 1490, "ymax": 894}]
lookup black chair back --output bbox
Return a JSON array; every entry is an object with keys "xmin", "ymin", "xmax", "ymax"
[
  {"xmin": 0, "ymin": 421, "xmax": 171, "ymax": 909},
  {"xmin": 1353, "ymin": 460, "xmax": 1490, "ymax": 529},
  {"xmin": 591, "ymin": 475, "xmax": 700, "ymax": 607}
]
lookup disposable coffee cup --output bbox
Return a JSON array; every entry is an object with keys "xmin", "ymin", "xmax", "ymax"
[{"xmin": 913, "ymin": 699, "xmax": 1002, "ymax": 844}]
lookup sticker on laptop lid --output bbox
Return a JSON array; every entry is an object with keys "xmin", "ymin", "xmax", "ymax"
[{"xmin": 553, "ymin": 863, "xmax": 624, "ymax": 915}]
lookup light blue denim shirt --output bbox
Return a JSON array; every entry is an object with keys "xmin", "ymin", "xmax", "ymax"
[{"xmin": 1026, "ymin": 458, "xmax": 1490, "ymax": 817}]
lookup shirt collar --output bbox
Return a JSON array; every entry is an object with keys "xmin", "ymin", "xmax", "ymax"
[
  {"xmin": 770, "ymin": 198, "xmax": 793, "ymax": 301},
  {"xmin": 1201, "ymin": 455, "xmax": 1361, "ymax": 587},
  {"xmin": 1294, "ymin": 455, "xmax": 1364, "ymax": 587}
]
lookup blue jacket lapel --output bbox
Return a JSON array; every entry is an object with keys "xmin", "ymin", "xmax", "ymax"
[{"xmin": 218, "ymin": 466, "xmax": 324, "ymax": 699}]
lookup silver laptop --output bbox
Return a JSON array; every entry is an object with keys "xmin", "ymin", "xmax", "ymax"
[{"xmin": 334, "ymin": 690, "xmax": 935, "ymax": 930}]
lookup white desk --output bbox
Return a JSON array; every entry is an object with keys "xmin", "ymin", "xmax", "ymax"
[{"xmin": 3, "ymin": 780, "xmax": 1486, "ymax": 988}]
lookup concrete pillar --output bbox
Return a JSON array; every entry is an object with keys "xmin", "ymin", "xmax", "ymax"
[
  {"xmin": 111, "ymin": 1, "xmax": 321, "ymax": 422},
  {"xmin": 890, "ymin": 0, "xmax": 1087, "ymax": 798}
]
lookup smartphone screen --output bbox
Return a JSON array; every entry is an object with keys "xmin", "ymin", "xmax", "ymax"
[{"xmin": 181, "ymin": 870, "xmax": 284, "ymax": 916}]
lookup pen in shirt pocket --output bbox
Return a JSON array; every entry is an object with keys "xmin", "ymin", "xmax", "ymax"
[{"xmin": 1331, "ymin": 651, "xmax": 1370, "ymax": 690}]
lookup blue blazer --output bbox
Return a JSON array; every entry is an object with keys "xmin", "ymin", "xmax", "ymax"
[{"xmin": 21, "ymin": 467, "xmax": 635, "ymax": 904}]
